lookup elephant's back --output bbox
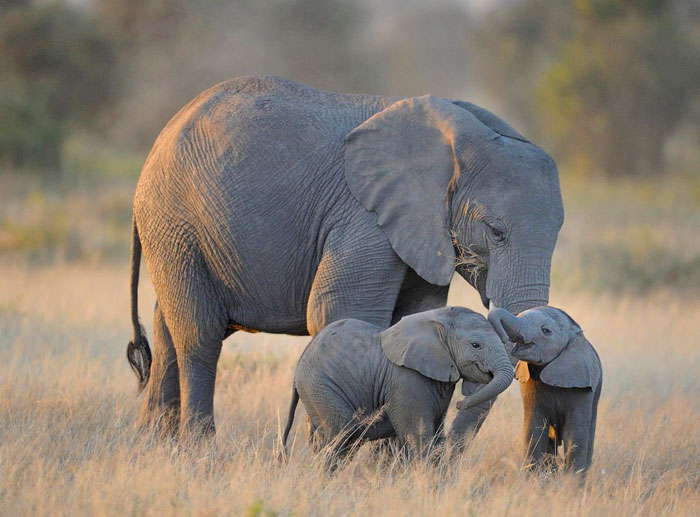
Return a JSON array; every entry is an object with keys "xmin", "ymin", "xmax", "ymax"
[
  {"xmin": 137, "ymin": 75, "xmax": 395, "ymax": 188},
  {"xmin": 134, "ymin": 75, "xmax": 392, "ymax": 248},
  {"xmin": 298, "ymin": 319, "xmax": 384, "ymax": 371}
]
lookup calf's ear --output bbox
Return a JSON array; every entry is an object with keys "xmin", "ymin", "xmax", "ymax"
[
  {"xmin": 380, "ymin": 311, "xmax": 459, "ymax": 383},
  {"xmin": 540, "ymin": 335, "xmax": 601, "ymax": 389}
]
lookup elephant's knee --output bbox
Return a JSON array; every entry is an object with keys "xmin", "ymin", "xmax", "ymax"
[
  {"xmin": 305, "ymin": 414, "xmax": 315, "ymax": 440},
  {"xmin": 306, "ymin": 415, "xmax": 325, "ymax": 451},
  {"xmin": 136, "ymin": 401, "xmax": 180, "ymax": 438}
]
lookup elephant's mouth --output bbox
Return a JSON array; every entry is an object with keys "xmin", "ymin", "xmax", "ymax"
[
  {"xmin": 511, "ymin": 339, "xmax": 534, "ymax": 356},
  {"xmin": 480, "ymin": 293, "xmax": 490, "ymax": 311},
  {"xmin": 475, "ymin": 363, "xmax": 494, "ymax": 381}
]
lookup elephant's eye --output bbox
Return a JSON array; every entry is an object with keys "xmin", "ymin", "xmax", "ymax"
[
  {"xmin": 471, "ymin": 342, "xmax": 482, "ymax": 349},
  {"xmin": 541, "ymin": 326, "xmax": 552, "ymax": 335},
  {"xmin": 487, "ymin": 222, "xmax": 506, "ymax": 243}
]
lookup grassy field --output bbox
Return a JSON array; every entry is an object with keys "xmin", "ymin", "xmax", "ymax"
[{"xmin": 1, "ymin": 171, "xmax": 699, "ymax": 515}]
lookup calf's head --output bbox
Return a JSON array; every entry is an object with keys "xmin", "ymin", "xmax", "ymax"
[
  {"xmin": 380, "ymin": 307, "xmax": 514, "ymax": 410},
  {"xmin": 488, "ymin": 306, "xmax": 601, "ymax": 389}
]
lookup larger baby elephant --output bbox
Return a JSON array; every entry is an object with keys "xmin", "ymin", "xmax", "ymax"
[
  {"xmin": 489, "ymin": 306, "xmax": 602, "ymax": 473},
  {"xmin": 282, "ymin": 307, "xmax": 513, "ymax": 464}
]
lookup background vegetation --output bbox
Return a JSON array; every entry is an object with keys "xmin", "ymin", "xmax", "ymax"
[
  {"xmin": 1, "ymin": 0, "xmax": 698, "ymax": 177},
  {"xmin": 1, "ymin": 0, "xmax": 699, "ymax": 515}
]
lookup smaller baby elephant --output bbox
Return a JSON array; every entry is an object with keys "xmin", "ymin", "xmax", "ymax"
[
  {"xmin": 489, "ymin": 306, "xmax": 602, "ymax": 473},
  {"xmin": 282, "ymin": 307, "xmax": 514, "ymax": 465}
]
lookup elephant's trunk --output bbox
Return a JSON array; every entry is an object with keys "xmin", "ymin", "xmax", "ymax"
[
  {"xmin": 456, "ymin": 358, "xmax": 513, "ymax": 411},
  {"xmin": 488, "ymin": 308, "xmax": 528, "ymax": 365},
  {"xmin": 487, "ymin": 254, "xmax": 552, "ymax": 315},
  {"xmin": 488, "ymin": 308, "xmax": 525, "ymax": 343}
]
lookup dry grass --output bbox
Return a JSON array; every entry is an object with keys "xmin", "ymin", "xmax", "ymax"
[
  {"xmin": 2, "ymin": 263, "xmax": 699, "ymax": 515},
  {"xmin": 1, "ymin": 172, "xmax": 699, "ymax": 515}
]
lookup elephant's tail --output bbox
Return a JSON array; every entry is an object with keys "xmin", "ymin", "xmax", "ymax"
[
  {"xmin": 126, "ymin": 216, "xmax": 151, "ymax": 392},
  {"xmin": 280, "ymin": 384, "xmax": 299, "ymax": 462}
]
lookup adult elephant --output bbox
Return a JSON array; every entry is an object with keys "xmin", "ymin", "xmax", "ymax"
[{"xmin": 127, "ymin": 76, "xmax": 563, "ymax": 437}]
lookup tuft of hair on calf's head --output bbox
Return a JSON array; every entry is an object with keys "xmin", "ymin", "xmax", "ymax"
[
  {"xmin": 126, "ymin": 323, "xmax": 152, "ymax": 392},
  {"xmin": 555, "ymin": 308, "xmax": 583, "ymax": 335}
]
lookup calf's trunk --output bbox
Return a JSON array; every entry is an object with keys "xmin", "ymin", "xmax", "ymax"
[{"xmin": 456, "ymin": 358, "xmax": 513, "ymax": 410}]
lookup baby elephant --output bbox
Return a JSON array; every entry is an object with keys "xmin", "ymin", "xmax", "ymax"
[
  {"xmin": 282, "ymin": 307, "xmax": 514, "ymax": 464},
  {"xmin": 489, "ymin": 306, "xmax": 602, "ymax": 473}
]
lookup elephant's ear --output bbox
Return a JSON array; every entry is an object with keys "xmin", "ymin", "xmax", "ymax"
[
  {"xmin": 380, "ymin": 310, "xmax": 459, "ymax": 383},
  {"xmin": 451, "ymin": 100, "xmax": 529, "ymax": 143},
  {"xmin": 345, "ymin": 95, "xmax": 493, "ymax": 286},
  {"xmin": 514, "ymin": 361, "xmax": 531, "ymax": 383},
  {"xmin": 540, "ymin": 334, "xmax": 601, "ymax": 389}
]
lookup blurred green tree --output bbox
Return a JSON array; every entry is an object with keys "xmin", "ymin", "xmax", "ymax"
[
  {"xmin": 96, "ymin": 0, "xmax": 378, "ymax": 149},
  {"xmin": 366, "ymin": 4, "xmax": 476, "ymax": 98},
  {"xmin": 267, "ymin": 0, "xmax": 377, "ymax": 92},
  {"xmin": 0, "ymin": 1, "xmax": 117, "ymax": 169},
  {"xmin": 476, "ymin": 0, "xmax": 700, "ymax": 176}
]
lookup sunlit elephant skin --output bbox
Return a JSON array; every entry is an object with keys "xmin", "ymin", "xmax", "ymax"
[
  {"xmin": 281, "ymin": 307, "xmax": 513, "ymax": 465},
  {"xmin": 488, "ymin": 306, "xmax": 602, "ymax": 473},
  {"xmin": 126, "ymin": 75, "xmax": 563, "ymax": 436}
]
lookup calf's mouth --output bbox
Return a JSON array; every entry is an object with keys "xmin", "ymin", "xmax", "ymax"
[{"xmin": 511, "ymin": 338, "xmax": 535, "ymax": 356}]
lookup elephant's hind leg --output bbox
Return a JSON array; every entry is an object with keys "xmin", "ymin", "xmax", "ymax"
[
  {"xmin": 304, "ymin": 397, "xmax": 363, "ymax": 471},
  {"xmin": 159, "ymin": 262, "xmax": 228, "ymax": 438},
  {"xmin": 323, "ymin": 420, "xmax": 366, "ymax": 473},
  {"xmin": 137, "ymin": 301, "xmax": 180, "ymax": 436},
  {"xmin": 173, "ymin": 319, "xmax": 226, "ymax": 438},
  {"xmin": 305, "ymin": 415, "xmax": 323, "ymax": 453}
]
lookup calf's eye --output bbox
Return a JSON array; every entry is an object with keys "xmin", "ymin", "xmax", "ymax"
[
  {"xmin": 471, "ymin": 342, "xmax": 482, "ymax": 349},
  {"xmin": 541, "ymin": 326, "xmax": 552, "ymax": 335}
]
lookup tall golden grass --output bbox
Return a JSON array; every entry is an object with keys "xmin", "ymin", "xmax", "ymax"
[{"xmin": 1, "ymin": 173, "xmax": 699, "ymax": 515}]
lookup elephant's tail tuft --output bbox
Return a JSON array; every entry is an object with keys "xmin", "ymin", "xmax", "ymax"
[
  {"xmin": 127, "ymin": 217, "xmax": 152, "ymax": 392},
  {"xmin": 280, "ymin": 384, "xmax": 300, "ymax": 462},
  {"xmin": 127, "ymin": 325, "xmax": 151, "ymax": 392}
]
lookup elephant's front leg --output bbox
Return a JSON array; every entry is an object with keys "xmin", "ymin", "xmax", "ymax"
[
  {"xmin": 390, "ymin": 394, "xmax": 441, "ymax": 462},
  {"xmin": 449, "ymin": 381, "xmax": 494, "ymax": 450},
  {"xmin": 524, "ymin": 413, "xmax": 554, "ymax": 469},
  {"xmin": 395, "ymin": 415, "xmax": 439, "ymax": 461},
  {"xmin": 138, "ymin": 302, "xmax": 180, "ymax": 436},
  {"xmin": 391, "ymin": 267, "xmax": 449, "ymax": 324},
  {"xmin": 562, "ymin": 403, "xmax": 594, "ymax": 473},
  {"xmin": 520, "ymin": 387, "xmax": 554, "ymax": 470},
  {"xmin": 306, "ymin": 229, "xmax": 407, "ymax": 334}
]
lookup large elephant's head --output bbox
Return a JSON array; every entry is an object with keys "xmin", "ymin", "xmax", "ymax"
[{"xmin": 345, "ymin": 96, "xmax": 563, "ymax": 314}]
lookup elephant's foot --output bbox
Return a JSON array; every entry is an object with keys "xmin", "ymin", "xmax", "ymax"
[
  {"xmin": 524, "ymin": 453, "xmax": 559, "ymax": 477},
  {"xmin": 178, "ymin": 412, "xmax": 216, "ymax": 442},
  {"xmin": 136, "ymin": 400, "xmax": 180, "ymax": 438}
]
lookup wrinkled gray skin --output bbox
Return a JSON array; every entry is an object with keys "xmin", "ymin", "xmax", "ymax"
[
  {"xmin": 127, "ymin": 76, "xmax": 563, "ymax": 436},
  {"xmin": 282, "ymin": 307, "xmax": 513, "ymax": 465},
  {"xmin": 488, "ymin": 306, "xmax": 602, "ymax": 473}
]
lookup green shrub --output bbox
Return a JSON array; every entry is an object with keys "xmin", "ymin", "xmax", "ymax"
[
  {"xmin": 0, "ymin": 85, "xmax": 62, "ymax": 169},
  {"xmin": 0, "ymin": 2, "xmax": 117, "ymax": 170}
]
